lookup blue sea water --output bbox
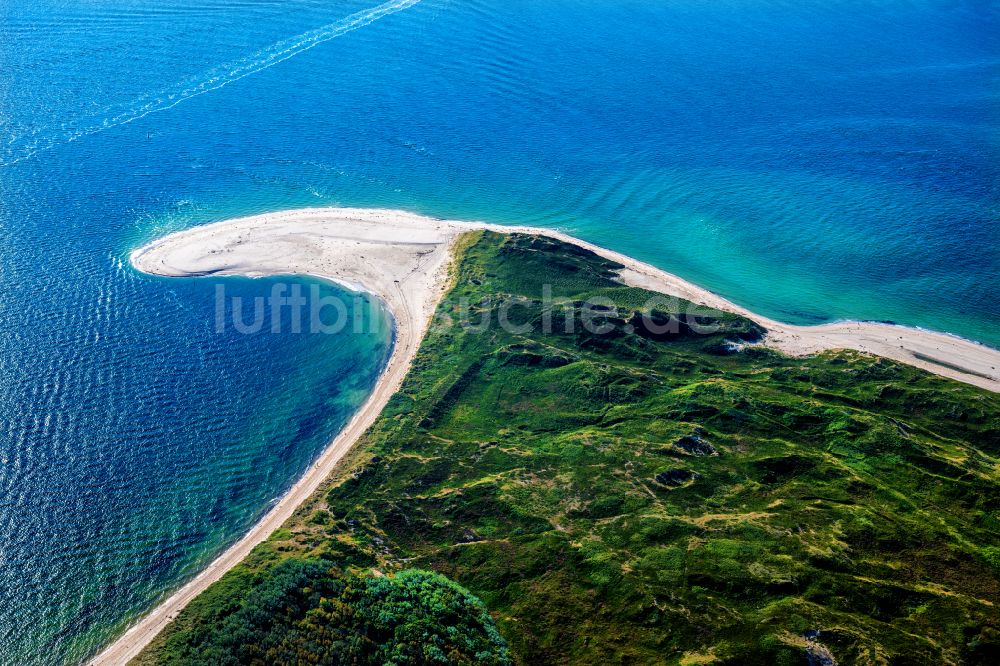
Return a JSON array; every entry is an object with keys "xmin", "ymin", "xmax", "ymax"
[{"xmin": 0, "ymin": 0, "xmax": 997, "ymax": 662}]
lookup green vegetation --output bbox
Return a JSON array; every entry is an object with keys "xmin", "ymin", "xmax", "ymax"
[
  {"xmin": 138, "ymin": 560, "xmax": 509, "ymax": 665},
  {"xmin": 139, "ymin": 232, "xmax": 1000, "ymax": 665}
]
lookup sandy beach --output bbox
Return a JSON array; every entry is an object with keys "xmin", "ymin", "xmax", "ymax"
[{"xmin": 94, "ymin": 207, "xmax": 1000, "ymax": 664}]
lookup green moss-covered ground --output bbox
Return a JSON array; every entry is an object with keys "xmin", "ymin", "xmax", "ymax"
[{"xmin": 137, "ymin": 232, "xmax": 1000, "ymax": 665}]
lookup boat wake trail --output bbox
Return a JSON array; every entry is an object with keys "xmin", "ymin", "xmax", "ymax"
[{"xmin": 1, "ymin": 0, "xmax": 422, "ymax": 167}]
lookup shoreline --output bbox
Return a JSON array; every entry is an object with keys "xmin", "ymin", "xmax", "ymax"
[
  {"xmin": 93, "ymin": 206, "xmax": 1000, "ymax": 664},
  {"xmin": 531, "ymin": 224, "xmax": 1000, "ymax": 393},
  {"xmin": 93, "ymin": 209, "xmax": 461, "ymax": 664}
]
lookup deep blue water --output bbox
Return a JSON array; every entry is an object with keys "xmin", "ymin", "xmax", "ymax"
[{"xmin": 1, "ymin": 0, "xmax": 997, "ymax": 662}]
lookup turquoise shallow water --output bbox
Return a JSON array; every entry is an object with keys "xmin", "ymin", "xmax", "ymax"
[{"xmin": 1, "ymin": 0, "xmax": 998, "ymax": 662}]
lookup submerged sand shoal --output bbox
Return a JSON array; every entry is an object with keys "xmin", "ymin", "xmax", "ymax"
[{"xmin": 95, "ymin": 207, "xmax": 1000, "ymax": 664}]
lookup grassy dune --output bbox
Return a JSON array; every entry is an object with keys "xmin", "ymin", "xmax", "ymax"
[{"xmin": 138, "ymin": 232, "xmax": 1000, "ymax": 665}]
